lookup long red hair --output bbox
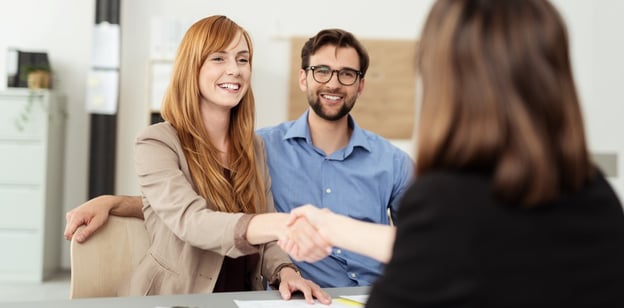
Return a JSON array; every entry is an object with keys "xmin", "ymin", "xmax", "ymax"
[{"xmin": 160, "ymin": 15, "xmax": 265, "ymax": 213}]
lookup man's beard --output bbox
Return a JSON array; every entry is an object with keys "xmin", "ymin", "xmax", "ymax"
[{"xmin": 307, "ymin": 91, "xmax": 356, "ymax": 121}]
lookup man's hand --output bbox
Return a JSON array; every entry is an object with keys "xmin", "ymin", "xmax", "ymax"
[
  {"xmin": 283, "ymin": 204, "xmax": 396, "ymax": 264},
  {"xmin": 278, "ymin": 267, "xmax": 332, "ymax": 305},
  {"xmin": 278, "ymin": 212, "xmax": 332, "ymax": 263},
  {"xmin": 64, "ymin": 195, "xmax": 115, "ymax": 243},
  {"xmin": 278, "ymin": 205, "xmax": 334, "ymax": 262}
]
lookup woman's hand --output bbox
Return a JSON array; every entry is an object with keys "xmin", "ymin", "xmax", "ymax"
[
  {"xmin": 277, "ymin": 267, "xmax": 332, "ymax": 305},
  {"xmin": 283, "ymin": 204, "xmax": 396, "ymax": 264},
  {"xmin": 278, "ymin": 204, "xmax": 335, "ymax": 262},
  {"xmin": 279, "ymin": 213, "xmax": 332, "ymax": 262},
  {"xmin": 288, "ymin": 205, "xmax": 333, "ymax": 232}
]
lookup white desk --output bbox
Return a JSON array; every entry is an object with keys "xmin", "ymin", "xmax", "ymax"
[{"xmin": 0, "ymin": 286, "xmax": 369, "ymax": 308}]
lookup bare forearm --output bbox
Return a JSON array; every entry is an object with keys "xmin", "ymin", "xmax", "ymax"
[
  {"xmin": 65, "ymin": 194, "xmax": 143, "ymax": 242},
  {"xmin": 108, "ymin": 195, "xmax": 144, "ymax": 219},
  {"xmin": 246, "ymin": 213, "xmax": 288, "ymax": 245},
  {"xmin": 323, "ymin": 213, "xmax": 396, "ymax": 263}
]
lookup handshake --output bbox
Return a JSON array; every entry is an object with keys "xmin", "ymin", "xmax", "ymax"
[
  {"xmin": 63, "ymin": 196, "xmax": 393, "ymax": 265},
  {"xmin": 277, "ymin": 205, "xmax": 336, "ymax": 263},
  {"xmin": 277, "ymin": 205, "xmax": 394, "ymax": 264}
]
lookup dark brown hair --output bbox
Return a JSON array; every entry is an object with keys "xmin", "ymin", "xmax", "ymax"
[
  {"xmin": 416, "ymin": 0, "xmax": 593, "ymax": 206},
  {"xmin": 301, "ymin": 28, "xmax": 370, "ymax": 76}
]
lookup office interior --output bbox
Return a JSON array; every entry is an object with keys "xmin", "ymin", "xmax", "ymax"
[{"xmin": 0, "ymin": 0, "xmax": 623, "ymax": 302}]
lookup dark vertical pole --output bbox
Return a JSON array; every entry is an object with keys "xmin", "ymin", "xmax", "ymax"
[{"xmin": 88, "ymin": 0, "xmax": 120, "ymax": 198}]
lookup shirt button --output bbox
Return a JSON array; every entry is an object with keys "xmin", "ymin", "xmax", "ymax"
[
  {"xmin": 325, "ymin": 188, "xmax": 332, "ymax": 194},
  {"xmin": 335, "ymin": 249, "xmax": 342, "ymax": 254},
  {"xmin": 350, "ymin": 273, "xmax": 357, "ymax": 278}
]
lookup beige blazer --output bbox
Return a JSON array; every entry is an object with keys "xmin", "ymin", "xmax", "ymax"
[{"xmin": 118, "ymin": 122, "xmax": 292, "ymax": 296}]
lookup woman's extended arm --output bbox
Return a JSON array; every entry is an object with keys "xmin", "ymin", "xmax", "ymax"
[
  {"xmin": 246, "ymin": 212, "xmax": 333, "ymax": 261},
  {"xmin": 280, "ymin": 205, "xmax": 396, "ymax": 263}
]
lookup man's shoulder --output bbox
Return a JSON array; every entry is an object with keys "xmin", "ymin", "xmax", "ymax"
[
  {"xmin": 256, "ymin": 121, "xmax": 294, "ymax": 141},
  {"xmin": 358, "ymin": 128, "xmax": 412, "ymax": 159}
]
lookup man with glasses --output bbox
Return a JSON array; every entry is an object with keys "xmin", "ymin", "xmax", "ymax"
[{"xmin": 64, "ymin": 29, "xmax": 413, "ymax": 288}]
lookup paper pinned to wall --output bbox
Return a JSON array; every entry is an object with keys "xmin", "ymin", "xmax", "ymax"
[
  {"xmin": 86, "ymin": 70, "xmax": 119, "ymax": 114},
  {"xmin": 92, "ymin": 22, "xmax": 120, "ymax": 69},
  {"xmin": 149, "ymin": 60, "xmax": 173, "ymax": 112},
  {"xmin": 150, "ymin": 16, "xmax": 193, "ymax": 60}
]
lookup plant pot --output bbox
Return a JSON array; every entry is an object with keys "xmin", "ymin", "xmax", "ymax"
[{"xmin": 27, "ymin": 70, "xmax": 51, "ymax": 89}]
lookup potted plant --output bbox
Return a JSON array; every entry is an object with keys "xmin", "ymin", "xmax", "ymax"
[{"xmin": 21, "ymin": 64, "xmax": 52, "ymax": 89}]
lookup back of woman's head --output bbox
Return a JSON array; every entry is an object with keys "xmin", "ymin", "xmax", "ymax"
[{"xmin": 416, "ymin": 0, "xmax": 593, "ymax": 206}]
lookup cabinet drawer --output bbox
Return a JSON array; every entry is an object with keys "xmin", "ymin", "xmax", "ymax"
[
  {"xmin": 0, "ymin": 231, "xmax": 40, "ymax": 280},
  {"xmin": 0, "ymin": 95, "xmax": 47, "ymax": 140},
  {"xmin": 0, "ymin": 143, "xmax": 44, "ymax": 184},
  {"xmin": 0, "ymin": 186, "xmax": 43, "ymax": 229}
]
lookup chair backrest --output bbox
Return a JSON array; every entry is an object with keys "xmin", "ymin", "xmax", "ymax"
[{"xmin": 70, "ymin": 216, "xmax": 150, "ymax": 298}]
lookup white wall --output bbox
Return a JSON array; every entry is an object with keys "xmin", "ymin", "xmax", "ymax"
[
  {"xmin": 0, "ymin": 0, "xmax": 95, "ymax": 270},
  {"xmin": 551, "ymin": 0, "xmax": 624, "ymax": 193},
  {"xmin": 1, "ymin": 0, "xmax": 623, "ymax": 271}
]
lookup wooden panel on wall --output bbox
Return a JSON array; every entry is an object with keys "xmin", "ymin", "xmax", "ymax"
[{"xmin": 288, "ymin": 37, "xmax": 418, "ymax": 139}]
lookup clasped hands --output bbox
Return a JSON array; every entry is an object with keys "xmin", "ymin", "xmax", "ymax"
[{"xmin": 278, "ymin": 205, "xmax": 335, "ymax": 263}]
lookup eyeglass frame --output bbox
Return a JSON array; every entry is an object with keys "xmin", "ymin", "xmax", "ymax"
[{"xmin": 304, "ymin": 65, "xmax": 363, "ymax": 86}]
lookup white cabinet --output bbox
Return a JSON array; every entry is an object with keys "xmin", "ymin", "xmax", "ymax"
[{"xmin": 0, "ymin": 89, "xmax": 65, "ymax": 282}]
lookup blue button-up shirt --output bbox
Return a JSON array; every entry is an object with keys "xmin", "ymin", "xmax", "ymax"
[{"xmin": 256, "ymin": 110, "xmax": 414, "ymax": 287}]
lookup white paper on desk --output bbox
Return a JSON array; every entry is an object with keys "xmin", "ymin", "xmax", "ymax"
[{"xmin": 234, "ymin": 299, "xmax": 355, "ymax": 308}]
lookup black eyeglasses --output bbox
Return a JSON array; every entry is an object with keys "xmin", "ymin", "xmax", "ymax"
[{"xmin": 304, "ymin": 65, "xmax": 363, "ymax": 86}]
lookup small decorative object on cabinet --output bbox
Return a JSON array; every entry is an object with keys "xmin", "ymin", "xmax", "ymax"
[
  {"xmin": 25, "ymin": 66, "xmax": 51, "ymax": 90},
  {"xmin": 0, "ymin": 88, "xmax": 66, "ymax": 282}
]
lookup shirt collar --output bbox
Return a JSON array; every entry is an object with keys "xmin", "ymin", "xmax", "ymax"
[
  {"xmin": 283, "ymin": 109, "xmax": 311, "ymax": 141},
  {"xmin": 284, "ymin": 109, "xmax": 372, "ymax": 153}
]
